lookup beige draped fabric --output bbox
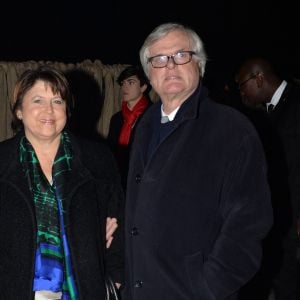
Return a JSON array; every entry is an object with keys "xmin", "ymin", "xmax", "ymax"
[{"xmin": 0, "ymin": 60, "xmax": 158, "ymax": 142}]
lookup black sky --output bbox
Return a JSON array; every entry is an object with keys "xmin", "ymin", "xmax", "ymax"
[{"xmin": 1, "ymin": 0, "xmax": 299, "ymax": 84}]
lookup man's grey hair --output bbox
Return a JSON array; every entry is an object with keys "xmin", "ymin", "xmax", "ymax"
[{"xmin": 139, "ymin": 23, "xmax": 207, "ymax": 78}]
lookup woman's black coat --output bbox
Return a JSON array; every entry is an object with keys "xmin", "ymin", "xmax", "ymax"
[{"xmin": 0, "ymin": 132, "xmax": 124, "ymax": 299}]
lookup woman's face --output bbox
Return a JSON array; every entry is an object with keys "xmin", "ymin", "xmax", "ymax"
[{"xmin": 16, "ymin": 80, "xmax": 67, "ymax": 143}]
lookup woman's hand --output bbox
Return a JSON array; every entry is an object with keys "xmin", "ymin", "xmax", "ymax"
[{"xmin": 106, "ymin": 217, "xmax": 118, "ymax": 248}]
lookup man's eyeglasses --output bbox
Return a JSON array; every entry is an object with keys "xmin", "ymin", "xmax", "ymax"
[
  {"xmin": 238, "ymin": 73, "xmax": 259, "ymax": 89},
  {"xmin": 147, "ymin": 51, "xmax": 195, "ymax": 68}
]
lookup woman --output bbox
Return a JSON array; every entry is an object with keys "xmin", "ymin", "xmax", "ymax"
[{"xmin": 0, "ymin": 66, "xmax": 124, "ymax": 299}]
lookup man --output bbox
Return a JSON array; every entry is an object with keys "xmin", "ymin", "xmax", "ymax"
[
  {"xmin": 123, "ymin": 23, "xmax": 273, "ymax": 300},
  {"xmin": 107, "ymin": 65, "xmax": 151, "ymax": 190},
  {"xmin": 235, "ymin": 58, "xmax": 300, "ymax": 300}
]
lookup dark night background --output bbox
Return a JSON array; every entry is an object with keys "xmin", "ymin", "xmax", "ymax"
[{"xmin": 1, "ymin": 0, "xmax": 299, "ymax": 87}]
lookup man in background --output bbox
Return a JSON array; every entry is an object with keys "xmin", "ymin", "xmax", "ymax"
[
  {"xmin": 236, "ymin": 57, "xmax": 300, "ymax": 300},
  {"xmin": 107, "ymin": 65, "xmax": 151, "ymax": 190}
]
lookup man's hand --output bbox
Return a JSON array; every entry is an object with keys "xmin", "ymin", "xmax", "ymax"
[{"xmin": 106, "ymin": 217, "xmax": 118, "ymax": 248}]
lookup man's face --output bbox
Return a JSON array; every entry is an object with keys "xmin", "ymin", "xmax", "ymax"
[
  {"xmin": 236, "ymin": 68, "xmax": 264, "ymax": 109},
  {"xmin": 147, "ymin": 30, "xmax": 200, "ymax": 103},
  {"xmin": 120, "ymin": 75, "xmax": 146, "ymax": 109}
]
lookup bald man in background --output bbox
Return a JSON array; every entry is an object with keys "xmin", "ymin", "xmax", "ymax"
[{"xmin": 236, "ymin": 58, "xmax": 300, "ymax": 300}]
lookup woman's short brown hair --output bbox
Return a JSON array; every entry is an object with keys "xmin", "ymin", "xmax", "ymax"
[{"xmin": 11, "ymin": 66, "xmax": 74, "ymax": 133}]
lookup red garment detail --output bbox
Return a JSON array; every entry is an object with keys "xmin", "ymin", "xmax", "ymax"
[{"xmin": 118, "ymin": 96, "xmax": 148, "ymax": 146}]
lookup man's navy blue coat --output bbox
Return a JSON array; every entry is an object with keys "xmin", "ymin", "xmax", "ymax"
[{"xmin": 123, "ymin": 84, "xmax": 273, "ymax": 300}]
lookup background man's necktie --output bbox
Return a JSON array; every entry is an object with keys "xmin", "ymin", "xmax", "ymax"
[{"xmin": 267, "ymin": 104, "xmax": 274, "ymax": 113}]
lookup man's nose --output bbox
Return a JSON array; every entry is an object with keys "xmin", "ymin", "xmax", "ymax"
[{"xmin": 166, "ymin": 57, "xmax": 176, "ymax": 69}]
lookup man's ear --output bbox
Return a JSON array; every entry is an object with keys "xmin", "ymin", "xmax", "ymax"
[{"xmin": 141, "ymin": 84, "xmax": 147, "ymax": 93}]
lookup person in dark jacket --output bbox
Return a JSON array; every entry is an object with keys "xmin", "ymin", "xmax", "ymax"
[
  {"xmin": 235, "ymin": 57, "xmax": 300, "ymax": 300},
  {"xmin": 0, "ymin": 66, "xmax": 124, "ymax": 299},
  {"xmin": 107, "ymin": 65, "xmax": 151, "ymax": 190},
  {"xmin": 122, "ymin": 22, "xmax": 273, "ymax": 300}
]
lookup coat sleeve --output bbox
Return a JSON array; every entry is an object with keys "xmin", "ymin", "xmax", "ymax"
[
  {"xmin": 200, "ymin": 132, "xmax": 273, "ymax": 299},
  {"xmin": 103, "ymin": 150, "xmax": 125, "ymax": 285}
]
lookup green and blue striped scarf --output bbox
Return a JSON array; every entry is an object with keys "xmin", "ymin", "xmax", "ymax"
[{"xmin": 20, "ymin": 131, "xmax": 78, "ymax": 300}]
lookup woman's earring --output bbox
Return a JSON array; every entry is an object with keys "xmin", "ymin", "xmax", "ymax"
[{"xmin": 17, "ymin": 113, "xmax": 22, "ymax": 120}]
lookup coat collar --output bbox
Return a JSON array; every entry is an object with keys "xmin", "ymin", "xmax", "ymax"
[
  {"xmin": 140, "ymin": 82, "xmax": 207, "ymax": 129},
  {"xmin": 0, "ymin": 131, "xmax": 92, "ymax": 204},
  {"xmin": 131, "ymin": 82, "xmax": 208, "ymax": 168}
]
